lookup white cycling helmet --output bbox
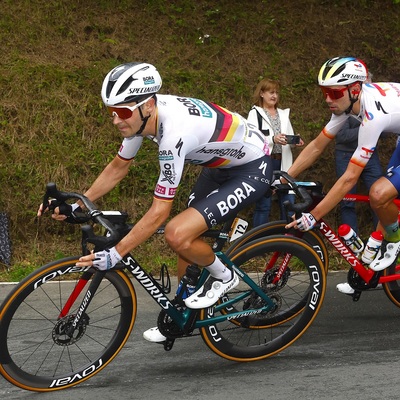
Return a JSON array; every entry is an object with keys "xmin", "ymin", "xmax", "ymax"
[
  {"xmin": 101, "ymin": 62, "xmax": 162, "ymax": 106},
  {"xmin": 318, "ymin": 57, "xmax": 368, "ymax": 86}
]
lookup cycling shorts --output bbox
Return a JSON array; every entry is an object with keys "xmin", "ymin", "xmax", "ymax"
[
  {"xmin": 386, "ymin": 142, "xmax": 400, "ymax": 192},
  {"xmin": 188, "ymin": 156, "xmax": 272, "ymax": 228}
]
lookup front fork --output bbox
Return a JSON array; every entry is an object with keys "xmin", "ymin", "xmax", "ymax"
[{"xmin": 59, "ymin": 269, "xmax": 106, "ymax": 336}]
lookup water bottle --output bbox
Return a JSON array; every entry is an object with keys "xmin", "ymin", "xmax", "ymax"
[
  {"xmin": 361, "ymin": 230, "xmax": 384, "ymax": 264},
  {"xmin": 175, "ymin": 264, "xmax": 201, "ymax": 301},
  {"xmin": 338, "ymin": 224, "xmax": 364, "ymax": 254}
]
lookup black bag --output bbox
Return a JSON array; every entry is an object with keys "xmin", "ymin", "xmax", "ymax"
[
  {"xmin": 254, "ymin": 108, "xmax": 270, "ymax": 136},
  {"xmin": 0, "ymin": 212, "xmax": 12, "ymax": 268}
]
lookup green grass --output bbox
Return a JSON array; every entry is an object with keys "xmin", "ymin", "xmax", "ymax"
[{"xmin": 1, "ymin": 0, "xmax": 399, "ymax": 281}]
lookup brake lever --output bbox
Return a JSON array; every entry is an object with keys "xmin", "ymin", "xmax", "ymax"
[{"xmin": 81, "ymin": 225, "xmax": 123, "ymax": 253}]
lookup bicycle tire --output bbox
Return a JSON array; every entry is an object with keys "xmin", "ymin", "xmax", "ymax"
[
  {"xmin": 382, "ymin": 263, "xmax": 400, "ymax": 307},
  {"xmin": 227, "ymin": 220, "xmax": 329, "ymax": 273},
  {"xmin": 199, "ymin": 235, "xmax": 326, "ymax": 361},
  {"xmin": 0, "ymin": 256, "xmax": 136, "ymax": 392}
]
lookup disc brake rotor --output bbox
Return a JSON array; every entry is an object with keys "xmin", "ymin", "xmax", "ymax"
[{"xmin": 52, "ymin": 313, "xmax": 89, "ymax": 346}]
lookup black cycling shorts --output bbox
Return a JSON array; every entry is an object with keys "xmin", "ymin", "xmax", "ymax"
[
  {"xmin": 386, "ymin": 142, "xmax": 400, "ymax": 194},
  {"xmin": 188, "ymin": 155, "xmax": 272, "ymax": 227}
]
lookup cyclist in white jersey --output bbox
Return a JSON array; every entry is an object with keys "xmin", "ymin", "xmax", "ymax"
[
  {"xmin": 38, "ymin": 62, "xmax": 272, "ymax": 343},
  {"xmin": 285, "ymin": 56, "xmax": 400, "ymax": 277}
]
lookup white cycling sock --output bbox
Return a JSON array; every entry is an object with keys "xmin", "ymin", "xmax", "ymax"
[{"xmin": 205, "ymin": 256, "xmax": 232, "ymax": 282}]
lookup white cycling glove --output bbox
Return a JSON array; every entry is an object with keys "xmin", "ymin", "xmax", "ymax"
[
  {"xmin": 93, "ymin": 247, "xmax": 122, "ymax": 271},
  {"xmin": 295, "ymin": 212, "xmax": 317, "ymax": 231}
]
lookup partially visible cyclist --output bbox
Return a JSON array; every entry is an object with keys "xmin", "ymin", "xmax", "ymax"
[
  {"xmin": 37, "ymin": 62, "xmax": 273, "ymax": 343},
  {"xmin": 285, "ymin": 56, "xmax": 400, "ymax": 277}
]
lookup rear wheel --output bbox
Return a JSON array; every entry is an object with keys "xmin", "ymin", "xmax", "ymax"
[
  {"xmin": 382, "ymin": 263, "xmax": 400, "ymax": 307},
  {"xmin": 200, "ymin": 235, "xmax": 326, "ymax": 361},
  {"xmin": 227, "ymin": 220, "xmax": 329, "ymax": 273},
  {"xmin": 0, "ymin": 256, "xmax": 136, "ymax": 392}
]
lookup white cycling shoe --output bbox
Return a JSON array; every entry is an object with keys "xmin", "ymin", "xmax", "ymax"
[
  {"xmin": 336, "ymin": 281, "xmax": 383, "ymax": 296},
  {"xmin": 143, "ymin": 327, "xmax": 167, "ymax": 343},
  {"xmin": 369, "ymin": 240, "xmax": 400, "ymax": 271},
  {"xmin": 184, "ymin": 272, "xmax": 239, "ymax": 309},
  {"xmin": 336, "ymin": 282, "xmax": 355, "ymax": 295}
]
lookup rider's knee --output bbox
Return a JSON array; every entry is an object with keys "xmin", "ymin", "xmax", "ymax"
[
  {"xmin": 369, "ymin": 180, "xmax": 393, "ymax": 209},
  {"xmin": 164, "ymin": 221, "xmax": 186, "ymax": 252}
]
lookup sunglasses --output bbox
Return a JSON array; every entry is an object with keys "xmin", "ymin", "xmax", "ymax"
[
  {"xmin": 319, "ymin": 86, "xmax": 350, "ymax": 100},
  {"xmin": 107, "ymin": 97, "xmax": 152, "ymax": 120}
]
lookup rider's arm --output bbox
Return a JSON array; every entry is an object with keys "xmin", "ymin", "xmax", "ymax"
[
  {"xmin": 82, "ymin": 155, "xmax": 133, "ymax": 203},
  {"xmin": 310, "ymin": 161, "xmax": 364, "ymax": 220},
  {"xmin": 115, "ymin": 198, "xmax": 173, "ymax": 257},
  {"xmin": 287, "ymin": 130, "xmax": 332, "ymax": 178},
  {"xmin": 37, "ymin": 155, "xmax": 133, "ymax": 218}
]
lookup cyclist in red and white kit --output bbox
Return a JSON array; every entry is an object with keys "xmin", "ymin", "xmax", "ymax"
[
  {"xmin": 38, "ymin": 62, "xmax": 272, "ymax": 343},
  {"xmin": 286, "ymin": 56, "xmax": 400, "ymax": 286}
]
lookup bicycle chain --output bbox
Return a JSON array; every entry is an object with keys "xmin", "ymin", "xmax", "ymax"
[{"xmin": 158, "ymin": 285, "xmax": 282, "ymax": 339}]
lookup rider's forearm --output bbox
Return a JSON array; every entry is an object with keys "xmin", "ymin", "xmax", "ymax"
[
  {"xmin": 310, "ymin": 174, "xmax": 358, "ymax": 220},
  {"xmin": 83, "ymin": 156, "xmax": 132, "ymax": 203},
  {"xmin": 287, "ymin": 140, "xmax": 322, "ymax": 178},
  {"xmin": 115, "ymin": 199, "xmax": 172, "ymax": 257}
]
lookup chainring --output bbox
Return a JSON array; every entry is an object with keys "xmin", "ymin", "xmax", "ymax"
[
  {"xmin": 157, "ymin": 302, "xmax": 189, "ymax": 338},
  {"xmin": 347, "ymin": 267, "xmax": 379, "ymax": 291}
]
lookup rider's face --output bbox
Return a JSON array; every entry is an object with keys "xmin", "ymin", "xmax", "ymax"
[
  {"xmin": 320, "ymin": 85, "xmax": 351, "ymax": 115},
  {"xmin": 111, "ymin": 102, "xmax": 145, "ymax": 138}
]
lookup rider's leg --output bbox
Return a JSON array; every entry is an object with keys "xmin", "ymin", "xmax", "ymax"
[
  {"xmin": 144, "ymin": 157, "xmax": 272, "ymax": 341},
  {"xmin": 337, "ymin": 173, "xmax": 392, "ymax": 295},
  {"xmin": 143, "ymin": 209, "xmax": 238, "ymax": 343},
  {"xmin": 369, "ymin": 174, "xmax": 400, "ymax": 271},
  {"xmin": 167, "ymin": 208, "xmax": 233, "ymax": 281},
  {"xmin": 168, "ymin": 158, "xmax": 272, "ymax": 309},
  {"xmin": 370, "ymin": 177, "xmax": 400, "ymax": 237}
]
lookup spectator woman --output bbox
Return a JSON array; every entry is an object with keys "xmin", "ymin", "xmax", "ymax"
[{"xmin": 247, "ymin": 78, "xmax": 304, "ymax": 226}]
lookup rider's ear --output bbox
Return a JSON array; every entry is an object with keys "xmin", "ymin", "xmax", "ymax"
[
  {"xmin": 351, "ymin": 83, "xmax": 361, "ymax": 97},
  {"xmin": 145, "ymin": 97, "xmax": 156, "ymax": 113}
]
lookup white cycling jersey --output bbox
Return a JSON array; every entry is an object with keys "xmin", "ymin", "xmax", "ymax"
[
  {"xmin": 322, "ymin": 82, "xmax": 400, "ymax": 167},
  {"xmin": 117, "ymin": 94, "xmax": 269, "ymax": 201}
]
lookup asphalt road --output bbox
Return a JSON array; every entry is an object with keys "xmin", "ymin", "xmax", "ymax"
[{"xmin": 1, "ymin": 271, "xmax": 400, "ymax": 400}]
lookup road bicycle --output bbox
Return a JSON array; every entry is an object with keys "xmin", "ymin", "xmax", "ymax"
[
  {"xmin": 228, "ymin": 172, "xmax": 400, "ymax": 305},
  {"xmin": 0, "ymin": 182, "xmax": 325, "ymax": 392}
]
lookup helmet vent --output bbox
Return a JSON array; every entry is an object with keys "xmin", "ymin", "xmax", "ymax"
[
  {"xmin": 106, "ymin": 81, "xmax": 116, "ymax": 98},
  {"xmin": 117, "ymin": 76, "xmax": 137, "ymax": 96}
]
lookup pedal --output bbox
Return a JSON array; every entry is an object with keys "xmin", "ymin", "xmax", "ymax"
[
  {"xmin": 163, "ymin": 338, "xmax": 175, "ymax": 351},
  {"xmin": 352, "ymin": 290, "xmax": 362, "ymax": 302}
]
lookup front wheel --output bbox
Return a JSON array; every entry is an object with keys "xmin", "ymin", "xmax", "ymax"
[
  {"xmin": 199, "ymin": 235, "xmax": 326, "ymax": 361},
  {"xmin": 0, "ymin": 256, "xmax": 137, "ymax": 392}
]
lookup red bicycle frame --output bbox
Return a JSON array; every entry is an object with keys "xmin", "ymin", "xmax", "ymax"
[
  {"xmin": 316, "ymin": 219, "xmax": 400, "ymax": 284},
  {"xmin": 342, "ymin": 193, "xmax": 400, "ymax": 207}
]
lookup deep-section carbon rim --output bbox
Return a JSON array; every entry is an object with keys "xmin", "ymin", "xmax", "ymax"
[
  {"xmin": 200, "ymin": 236, "xmax": 326, "ymax": 361},
  {"xmin": 0, "ymin": 256, "xmax": 136, "ymax": 392}
]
